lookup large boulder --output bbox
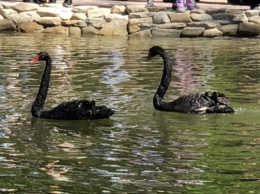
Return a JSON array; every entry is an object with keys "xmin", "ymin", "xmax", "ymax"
[
  {"xmin": 238, "ymin": 22, "xmax": 260, "ymax": 36},
  {"xmin": 18, "ymin": 21, "xmax": 44, "ymax": 33},
  {"xmin": 99, "ymin": 18, "xmax": 128, "ymax": 36},
  {"xmin": 44, "ymin": 26, "xmax": 69, "ymax": 34},
  {"xmin": 218, "ymin": 24, "xmax": 238, "ymax": 36},
  {"xmin": 168, "ymin": 12, "xmax": 192, "ymax": 22},
  {"xmin": 151, "ymin": 27, "xmax": 182, "ymax": 37},
  {"xmin": 12, "ymin": 2, "xmax": 39, "ymax": 12},
  {"xmin": 0, "ymin": 19, "xmax": 16, "ymax": 32},
  {"xmin": 181, "ymin": 27, "xmax": 205, "ymax": 37}
]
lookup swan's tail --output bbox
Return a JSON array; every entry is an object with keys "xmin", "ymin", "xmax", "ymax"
[
  {"xmin": 92, "ymin": 106, "xmax": 115, "ymax": 119},
  {"xmin": 205, "ymin": 91, "xmax": 234, "ymax": 114}
]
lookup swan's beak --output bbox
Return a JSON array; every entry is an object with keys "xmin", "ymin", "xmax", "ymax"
[
  {"xmin": 31, "ymin": 55, "xmax": 40, "ymax": 63},
  {"xmin": 146, "ymin": 53, "xmax": 152, "ymax": 61}
]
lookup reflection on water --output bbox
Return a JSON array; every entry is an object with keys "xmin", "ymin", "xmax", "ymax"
[{"xmin": 0, "ymin": 34, "xmax": 259, "ymax": 193}]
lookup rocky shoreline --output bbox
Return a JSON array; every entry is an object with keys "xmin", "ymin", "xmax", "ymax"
[{"xmin": 0, "ymin": 1, "xmax": 260, "ymax": 37}]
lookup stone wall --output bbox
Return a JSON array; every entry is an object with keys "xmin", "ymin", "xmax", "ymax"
[{"xmin": 0, "ymin": 1, "xmax": 260, "ymax": 37}]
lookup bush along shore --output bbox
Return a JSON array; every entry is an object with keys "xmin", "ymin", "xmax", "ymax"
[{"xmin": 1, "ymin": 1, "xmax": 260, "ymax": 37}]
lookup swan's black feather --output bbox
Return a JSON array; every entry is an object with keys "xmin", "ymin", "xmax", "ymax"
[
  {"xmin": 148, "ymin": 46, "xmax": 234, "ymax": 114},
  {"xmin": 31, "ymin": 52, "xmax": 114, "ymax": 120}
]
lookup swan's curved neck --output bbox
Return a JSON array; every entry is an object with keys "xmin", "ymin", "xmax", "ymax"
[
  {"xmin": 153, "ymin": 50, "xmax": 172, "ymax": 110},
  {"xmin": 31, "ymin": 58, "xmax": 51, "ymax": 117}
]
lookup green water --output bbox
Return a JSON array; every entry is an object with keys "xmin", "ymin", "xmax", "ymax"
[{"xmin": 0, "ymin": 34, "xmax": 259, "ymax": 193}]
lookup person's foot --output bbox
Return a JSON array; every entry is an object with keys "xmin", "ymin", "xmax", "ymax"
[
  {"xmin": 147, "ymin": 0, "xmax": 154, "ymax": 7},
  {"xmin": 63, "ymin": 0, "xmax": 73, "ymax": 7},
  {"xmin": 176, "ymin": 6, "xmax": 186, "ymax": 13},
  {"xmin": 172, "ymin": 3, "xmax": 177, "ymax": 10},
  {"xmin": 250, "ymin": 5, "xmax": 258, "ymax": 10}
]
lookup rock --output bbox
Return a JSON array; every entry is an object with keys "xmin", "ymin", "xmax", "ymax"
[
  {"xmin": 81, "ymin": 26, "xmax": 99, "ymax": 35},
  {"xmin": 158, "ymin": 22, "xmax": 186, "ymax": 29},
  {"xmin": 218, "ymin": 24, "xmax": 238, "ymax": 36},
  {"xmin": 129, "ymin": 29, "xmax": 151, "ymax": 37},
  {"xmin": 104, "ymin": 14, "xmax": 128, "ymax": 22},
  {"xmin": 227, "ymin": 9, "xmax": 244, "ymax": 15},
  {"xmin": 191, "ymin": 9, "xmax": 206, "ymax": 14},
  {"xmin": 0, "ymin": 19, "xmax": 16, "ymax": 32},
  {"xmin": 168, "ymin": 12, "xmax": 192, "ymax": 22},
  {"xmin": 73, "ymin": 21, "xmax": 87, "ymax": 28},
  {"xmin": 238, "ymin": 22, "xmax": 260, "ymax": 36},
  {"xmin": 71, "ymin": 13, "xmax": 87, "ymax": 21},
  {"xmin": 72, "ymin": 6, "xmax": 98, "ymax": 13},
  {"xmin": 111, "ymin": 5, "xmax": 126, "ymax": 15},
  {"xmin": 128, "ymin": 17, "xmax": 153, "ymax": 25},
  {"xmin": 244, "ymin": 10, "xmax": 260, "ymax": 17},
  {"xmin": 12, "ymin": 2, "xmax": 39, "ymax": 13},
  {"xmin": 232, "ymin": 14, "xmax": 248, "ymax": 23},
  {"xmin": 44, "ymin": 26, "xmax": 69, "ymax": 34},
  {"xmin": 187, "ymin": 21, "xmax": 219, "ymax": 29},
  {"xmin": 0, "ymin": 8, "xmax": 17, "ymax": 18},
  {"xmin": 214, "ymin": 20, "xmax": 230, "ymax": 25},
  {"xmin": 99, "ymin": 18, "xmax": 128, "ymax": 36},
  {"xmin": 61, "ymin": 20, "xmax": 84, "ymax": 27},
  {"xmin": 59, "ymin": 11, "xmax": 73, "ymax": 20},
  {"xmin": 211, "ymin": 13, "xmax": 233, "ymax": 20},
  {"xmin": 128, "ymin": 22, "xmax": 141, "ymax": 34},
  {"xmin": 86, "ymin": 18, "xmax": 106, "ymax": 29},
  {"xmin": 7, "ymin": 12, "xmax": 35, "ymax": 24},
  {"xmin": 147, "ymin": 6, "xmax": 167, "ymax": 12},
  {"xmin": 37, "ymin": 7, "xmax": 61, "ymax": 17},
  {"xmin": 151, "ymin": 27, "xmax": 181, "ymax": 37},
  {"xmin": 87, "ymin": 8, "xmax": 111, "ymax": 18},
  {"xmin": 181, "ymin": 27, "xmax": 205, "ymax": 37},
  {"xmin": 206, "ymin": 8, "xmax": 227, "ymax": 15},
  {"xmin": 190, "ymin": 13, "xmax": 213, "ymax": 21},
  {"xmin": 36, "ymin": 17, "xmax": 62, "ymax": 26},
  {"xmin": 0, "ymin": 2, "xmax": 20, "ymax": 9},
  {"xmin": 18, "ymin": 21, "xmax": 44, "ymax": 33},
  {"xmin": 25, "ymin": 10, "xmax": 41, "ymax": 21},
  {"xmin": 139, "ymin": 23, "xmax": 158, "ymax": 30},
  {"xmin": 152, "ymin": 12, "xmax": 170, "ymax": 24},
  {"xmin": 126, "ymin": 5, "xmax": 148, "ymax": 14},
  {"xmin": 203, "ymin": 28, "xmax": 223, "ymax": 37},
  {"xmin": 69, "ymin": 26, "xmax": 81, "ymax": 36},
  {"xmin": 129, "ymin": 12, "xmax": 154, "ymax": 19},
  {"xmin": 248, "ymin": 16, "xmax": 260, "ymax": 25}
]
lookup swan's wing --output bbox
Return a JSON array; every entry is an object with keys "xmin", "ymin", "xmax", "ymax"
[
  {"xmin": 171, "ymin": 91, "xmax": 234, "ymax": 114},
  {"xmin": 45, "ymin": 100, "xmax": 96, "ymax": 120}
]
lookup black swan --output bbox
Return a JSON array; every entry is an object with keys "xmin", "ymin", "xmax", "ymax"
[
  {"xmin": 147, "ymin": 46, "xmax": 234, "ymax": 114},
  {"xmin": 31, "ymin": 52, "xmax": 114, "ymax": 120}
]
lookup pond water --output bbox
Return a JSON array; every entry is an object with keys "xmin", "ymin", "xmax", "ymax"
[{"xmin": 0, "ymin": 34, "xmax": 259, "ymax": 193}]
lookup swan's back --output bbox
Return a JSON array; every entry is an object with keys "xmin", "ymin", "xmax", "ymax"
[
  {"xmin": 169, "ymin": 91, "xmax": 234, "ymax": 114},
  {"xmin": 40, "ymin": 100, "xmax": 114, "ymax": 120}
]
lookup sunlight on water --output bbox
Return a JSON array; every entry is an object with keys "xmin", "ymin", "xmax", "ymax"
[{"xmin": 0, "ymin": 34, "xmax": 259, "ymax": 193}]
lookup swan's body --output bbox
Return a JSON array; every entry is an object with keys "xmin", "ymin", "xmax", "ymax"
[
  {"xmin": 147, "ymin": 46, "xmax": 234, "ymax": 114},
  {"xmin": 31, "ymin": 52, "xmax": 114, "ymax": 120}
]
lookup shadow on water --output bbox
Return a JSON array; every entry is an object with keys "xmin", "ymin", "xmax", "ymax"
[{"xmin": 30, "ymin": 117, "xmax": 115, "ymax": 150}]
